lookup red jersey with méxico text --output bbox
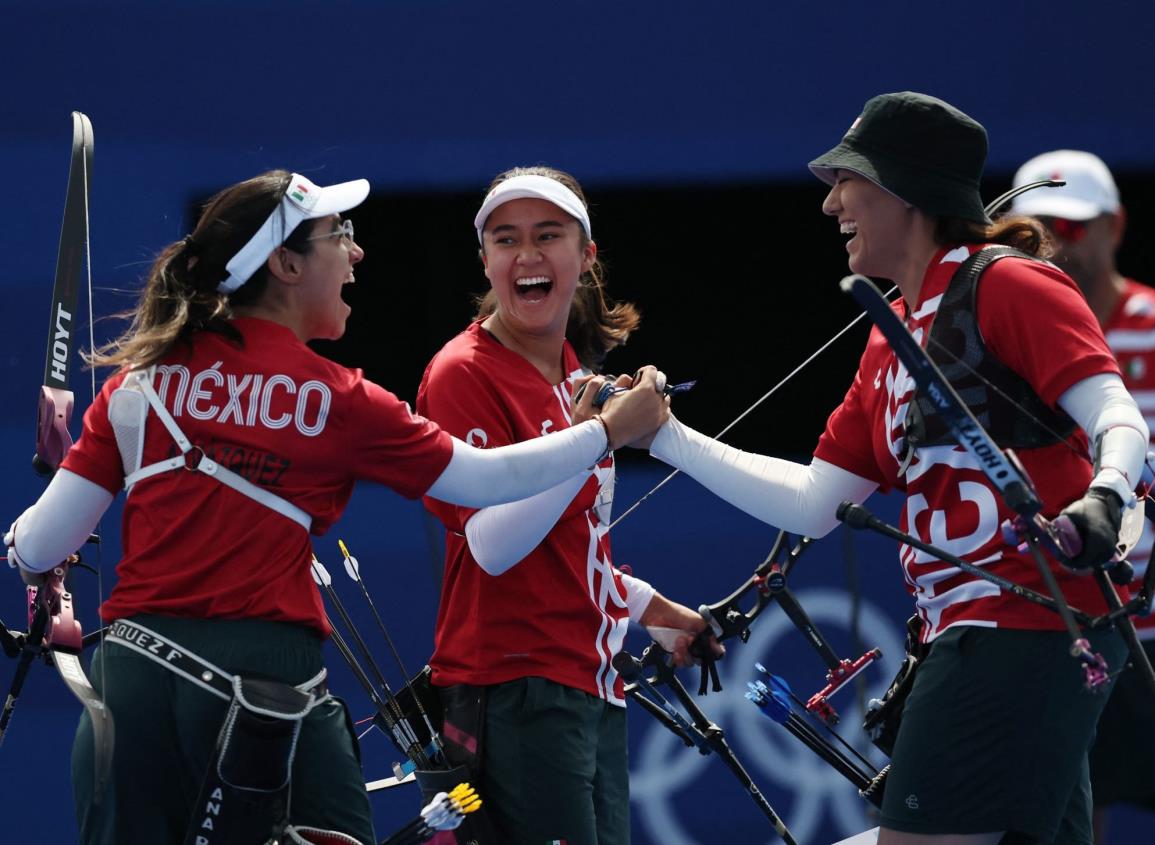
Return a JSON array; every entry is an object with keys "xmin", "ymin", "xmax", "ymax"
[
  {"xmin": 1104, "ymin": 279, "xmax": 1155, "ymax": 637},
  {"xmin": 62, "ymin": 318, "xmax": 454, "ymax": 634},
  {"xmin": 418, "ymin": 321, "xmax": 629, "ymax": 705},
  {"xmin": 815, "ymin": 246, "xmax": 1121, "ymax": 641}
]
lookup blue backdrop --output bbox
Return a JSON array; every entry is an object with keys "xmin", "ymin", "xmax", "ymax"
[{"xmin": 2, "ymin": 2, "xmax": 1154, "ymax": 843}]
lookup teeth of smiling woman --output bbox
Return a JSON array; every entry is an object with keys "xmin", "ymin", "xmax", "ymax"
[
  {"xmin": 516, "ymin": 276, "xmax": 552, "ymax": 287},
  {"xmin": 840, "ymin": 222, "xmax": 858, "ymax": 235}
]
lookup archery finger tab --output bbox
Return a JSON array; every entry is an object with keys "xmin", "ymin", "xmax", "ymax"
[
  {"xmin": 575, "ymin": 376, "xmax": 614, "ymax": 409},
  {"xmin": 595, "ymin": 382, "xmax": 620, "ymax": 408},
  {"xmin": 663, "ymin": 379, "xmax": 697, "ymax": 398}
]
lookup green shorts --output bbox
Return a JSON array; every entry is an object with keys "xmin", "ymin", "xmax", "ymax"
[
  {"xmin": 1089, "ymin": 638, "xmax": 1155, "ymax": 808},
  {"xmin": 880, "ymin": 625, "xmax": 1125, "ymax": 843},
  {"xmin": 71, "ymin": 614, "xmax": 374, "ymax": 845},
  {"xmin": 477, "ymin": 677, "xmax": 629, "ymax": 845}
]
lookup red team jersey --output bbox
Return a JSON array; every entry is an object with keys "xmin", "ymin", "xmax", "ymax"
[
  {"xmin": 815, "ymin": 245, "xmax": 1122, "ymax": 642},
  {"xmin": 418, "ymin": 322, "xmax": 630, "ymax": 705},
  {"xmin": 1103, "ymin": 279, "xmax": 1155, "ymax": 637},
  {"xmin": 62, "ymin": 317, "xmax": 454, "ymax": 634}
]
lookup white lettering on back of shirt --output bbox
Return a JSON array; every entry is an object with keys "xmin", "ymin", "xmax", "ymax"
[{"xmin": 152, "ymin": 366, "xmax": 332, "ymax": 437}]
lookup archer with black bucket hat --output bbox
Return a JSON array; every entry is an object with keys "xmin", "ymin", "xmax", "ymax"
[{"xmin": 642, "ymin": 91, "xmax": 1149, "ymax": 843}]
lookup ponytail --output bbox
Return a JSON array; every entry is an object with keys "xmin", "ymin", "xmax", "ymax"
[
  {"xmin": 934, "ymin": 214, "xmax": 1056, "ymax": 259},
  {"xmin": 88, "ymin": 171, "xmax": 314, "ymax": 370}
]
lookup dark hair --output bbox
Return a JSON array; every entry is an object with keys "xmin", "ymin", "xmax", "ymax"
[
  {"xmin": 473, "ymin": 166, "xmax": 640, "ymax": 372},
  {"xmin": 88, "ymin": 170, "xmax": 317, "ymax": 370},
  {"xmin": 933, "ymin": 213, "xmax": 1056, "ymax": 259}
]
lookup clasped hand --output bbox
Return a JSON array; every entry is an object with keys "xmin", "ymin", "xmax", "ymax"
[{"xmin": 571, "ymin": 365, "xmax": 670, "ymax": 450}]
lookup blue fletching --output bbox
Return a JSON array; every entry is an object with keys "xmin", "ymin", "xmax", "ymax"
[
  {"xmin": 761, "ymin": 688, "xmax": 793, "ymax": 724},
  {"xmin": 767, "ymin": 673, "xmax": 794, "ymax": 698},
  {"xmin": 745, "ymin": 673, "xmax": 792, "ymax": 725}
]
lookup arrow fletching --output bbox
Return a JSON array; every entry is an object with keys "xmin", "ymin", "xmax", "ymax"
[{"xmin": 310, "ymin": 556, "xmax": 332, "ymax": 587}]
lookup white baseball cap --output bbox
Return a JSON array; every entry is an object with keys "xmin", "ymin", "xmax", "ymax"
[
  {"xmin": 219, "ymin": 173, "xmax": 369, "ymax": 294},
  {"xmin": 1010, "ymin": 150, "xmax": 1120, "ymax": 221}
]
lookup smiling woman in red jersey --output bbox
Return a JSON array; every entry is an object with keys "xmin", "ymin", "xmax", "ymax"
[
  {"xmin": 418, "ymin": 166, "xmax": 714, "ymax": 845},
  {"xmin": 643, "ymin": 94, "xmax": 1149, "ymax": 845},
  {"xmin": 4, "ymin": 170, "xmax": 669, "ymax": 845}
]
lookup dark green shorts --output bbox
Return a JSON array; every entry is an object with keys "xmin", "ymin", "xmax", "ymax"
[
  {"xmin": 880, "ymin": 625, "xmax": 1125, "ymax": 843},
  {"xmin": 478, "ymin": 677, "xmax": 629, "ymax": 845},
  {"xmin": 1089, "ymin": 638, "xmax": 1155, "ymax": 808},
  {"xmin": 71, "ymin": 614, "xmax": 374, "ymax": 845}
]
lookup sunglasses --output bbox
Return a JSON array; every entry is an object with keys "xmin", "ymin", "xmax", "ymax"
[{"xmin": 1040, "ymin": 216, "xmax": 1089, "ymax": 244}]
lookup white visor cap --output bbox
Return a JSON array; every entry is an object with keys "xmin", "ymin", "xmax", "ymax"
[
  {"xmin": 473, "ymin": 174, "xmax": 592, "ymax": 244},
  {"xmin": 219, "ymin": 173, "xmax": 370, "ymax": 294}
]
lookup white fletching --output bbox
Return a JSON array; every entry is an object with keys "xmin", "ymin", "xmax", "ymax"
[
  {"xmin": 421, "ymin": 792, "xmax": 449, "ymax": 822},
  {"xmin": 311, "ymin": 557, "xmax": 332, "ymax": 587},
  {"xmin": 343, "ymin": 554, "xmax": 361, "ymax": 582}
]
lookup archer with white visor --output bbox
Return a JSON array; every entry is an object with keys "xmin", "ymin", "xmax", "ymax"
[
  {"xmin": 419, "ymin": 165, "xmax": 716, "ymax": 845},
  {"xmin": 5, "ymin": 169, "xmax": 669, "ymax": 845}
]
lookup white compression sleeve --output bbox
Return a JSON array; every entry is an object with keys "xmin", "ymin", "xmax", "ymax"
[
  {"xmin": 465, "ymin": 471, "xmax": 591, "ymax": 576},
  {"xmin": 649, "ymin": 417, "xmax": 879, "ymax": 537},
  {"xmin": 8, "ymin": 470, "xmax": 114, "ymax": 573},
  {"xmin": 1059, "ymin": 372, "xmax": 1149, "ymax": 500},
  {"xmin": 426, "ymin": 419, "xmax": 607, "ymax": 508},
  {"xmin": 618, "ymin": 571, "xmax": 657, "ymax": 621}
]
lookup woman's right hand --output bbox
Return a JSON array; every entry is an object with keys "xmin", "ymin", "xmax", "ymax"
[{"xmin": 595, "ymin": 365, "xmax": 670, "ymax": 450}]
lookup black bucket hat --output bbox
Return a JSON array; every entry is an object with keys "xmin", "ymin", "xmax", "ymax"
[{"xmin": 809, "ymin": 92, "xmax": 991, "ymax": 224}]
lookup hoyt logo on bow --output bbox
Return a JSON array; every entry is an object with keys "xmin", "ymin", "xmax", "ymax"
[
  {"xmin": 839, "ymin": 273, "xmax": 1155, "ymax": 695},
  {"xmin": 1, "ymin": 112, "xmax": 115, "ymax": 803}
]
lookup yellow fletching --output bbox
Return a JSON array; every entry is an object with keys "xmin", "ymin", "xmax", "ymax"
[{"xmin": 458, "ymin": 796, "xmax": 482, "ymax": 814}]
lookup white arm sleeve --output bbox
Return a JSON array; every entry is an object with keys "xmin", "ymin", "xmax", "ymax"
[
  {"xmin": 465, "ymin": 472, "xmax": 591, "ymax": 576},
  {"xmin": 618, "ymin": 571, "xmax": 657, "ymax": 621},
  {"xmin": 426, "ymin": 420, "xmax": 607, "ymax": 508},
  {"xmin": 7, "ymin": 470, "xmax": 114, "ymax": 573},
  {"xmin": 649, "ymin": 417, "xmax": 879, "ymax": 537},
  {"xmin": 1058, "ymin": 372, "xmax": 1150, "ymax": 500}
]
